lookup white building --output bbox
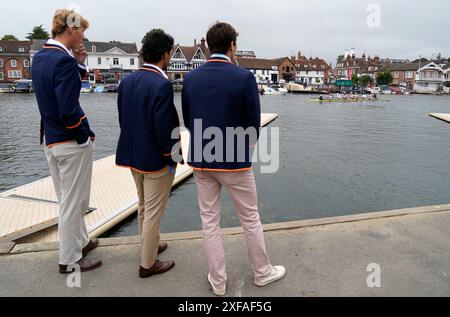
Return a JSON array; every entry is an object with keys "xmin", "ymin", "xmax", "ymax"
[
  {"xmin": 414, "ymin": 62, "xmax": 445, "ymax": 94},
  {"xmin": 236, "ymin": 57, "xmax": 279, "ymax": 83},
  {"xmin": 236, "ymin": 49, "xmax": 256, "ymax": 59},
  {"xmin": 84, "ymin": 41, "xmax": 139, "ymax": 82},
  {"xmin": 293, "ymin": 52, "xmax": 332, "ymax": 85},
  {"xmin": 443, "ymin": 63, "xmax": 450, "ymax": 94}
]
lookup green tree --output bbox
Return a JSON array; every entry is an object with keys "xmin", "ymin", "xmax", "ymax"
[
  {"xmin": 351, "ymin": 74, "xmax": 359, "ymax": 86},
  {"xmin": 26, "ymin": 25, "xmax": 50, "ymax": 40},
  {"xmin": 1, "ymin": 34, "xmax": 19, "ymax": 41},
  {"xmin": 359, "ymin": 75, "xmax": 373, "ymax": 87},
  {"xmin": 376, "ymin": 72, "xmax": 393, "ymax": 86},
  {"xmin": 413, "ymin": 57, "xmax": 428, "ymax": 63}
]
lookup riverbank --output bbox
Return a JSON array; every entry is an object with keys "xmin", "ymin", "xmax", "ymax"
[{"xmin": 1, "ymin": 204, "xmax": 449, "ymax": 296}]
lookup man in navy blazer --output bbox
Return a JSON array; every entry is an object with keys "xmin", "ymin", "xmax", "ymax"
[
  {"xmin": 182, "ymin": 22, "xmax": 286, "ymax": 296},
  {"xmin": 116, "ymin": 29, "xmax": 182, "ymax": 278},
  {"xmin": 32, "ymin": 9, "xmax": 101, "ymax": 273}
]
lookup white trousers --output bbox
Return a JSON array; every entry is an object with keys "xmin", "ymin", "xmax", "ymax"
[{"xmin": 44, "ymin": 141, "xmax": 94, "ymax": 265}]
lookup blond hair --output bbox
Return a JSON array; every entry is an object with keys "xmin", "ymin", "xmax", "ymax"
[{"xmin": 51, "ymin": 9, "xmax": 89, "ymax": 38}]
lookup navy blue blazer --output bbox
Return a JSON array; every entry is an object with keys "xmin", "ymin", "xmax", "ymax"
[
  {"xmin": 32, "ymin": 44, "xmax": 94, "ymax": 147},
  {"xmin": 116, "ymin": 65, "xmax": 182, "ymax": 173},
  {"xmin": 182, "ymin": 56, "xmax": 261, "ymax": 171}
]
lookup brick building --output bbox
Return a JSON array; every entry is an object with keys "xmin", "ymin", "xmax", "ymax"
[
  {"xmin": 271, "ymin": 57, "xmax": 296, "ymax": 82},
  {"xmin": 377, "ymin": 62, "xmax": 424, "ymax": 90},
  {"xmin": 0, "ymin": 40, "xmax": 32, "ymax": 83}
]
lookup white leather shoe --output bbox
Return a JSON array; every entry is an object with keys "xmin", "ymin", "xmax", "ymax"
[
  {"xmin": 254, "ymin": 265, "xmax": 286, "ymax": 287},
  {"xmin": 208, "ymin": 273, "xmax": 226, "ymax": 296}
]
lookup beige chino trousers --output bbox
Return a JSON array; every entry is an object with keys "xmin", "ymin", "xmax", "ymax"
[{"xmin": 131, "ymin": 167, "xmax": 175, "ymax": 269}]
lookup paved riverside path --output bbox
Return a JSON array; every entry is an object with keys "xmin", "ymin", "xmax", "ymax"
[{"xmin": 1, "ymin": 205, "xmax": 450, "ymax": 297}]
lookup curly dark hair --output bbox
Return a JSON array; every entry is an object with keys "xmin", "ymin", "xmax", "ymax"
[
  {"xmin": 206, "ymin": 22, "xmax": 239, "ymax": 54},
  {"xmin": 140, "ymin": 29, "xmax": 174, "ymax": 63}
]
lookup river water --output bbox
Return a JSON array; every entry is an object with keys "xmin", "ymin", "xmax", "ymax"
[{"xmin": 1, "ymin": 93, "xmax": 449, "ymax": 237}]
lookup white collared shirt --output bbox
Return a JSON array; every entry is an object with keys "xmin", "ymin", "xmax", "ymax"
[
  {"xmin": 142, "ymin": 63, "xmax": 169, "ymax": 80},
  {"xmin": 46, "ymin": 39, "xmax": 89, "ymax": 72},
  {"xmin": 210, "ymin": 54, "xmax": 232, "ymax": 62}
]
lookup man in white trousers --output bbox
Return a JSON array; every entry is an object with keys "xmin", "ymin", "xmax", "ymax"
[{"xmin": 32, "ymin": 9, "xmax": 102, "ymax": 273}]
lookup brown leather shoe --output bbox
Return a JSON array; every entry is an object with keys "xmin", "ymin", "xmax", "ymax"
[
  {"xmin": 82, "ymin": 238, "xmax": 99, "ymax": 257},
  {"xmin": 158, "ymin": 242, "xmax": 168, "ymax": 254},
  {"xmin": 139, "ymin": 260, "xmax": 175, "ymax": 278},
  {"xmin": 59, "ymin": 256, "xmax": 102, "ymax": 274}
]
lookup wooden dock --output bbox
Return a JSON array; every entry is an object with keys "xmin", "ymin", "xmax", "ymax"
[
  {"xmin": 429, "ymin": 113, "xmax": 450, "ymax": 124},
  {"xmin": 0, "ymin": 113, "xmax": 278, "ymax": 244}
]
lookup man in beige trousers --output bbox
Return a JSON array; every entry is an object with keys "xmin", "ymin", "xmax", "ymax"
[{"xmin": 116, "ymin": 29, "xmax": 182, "ymax": 278}]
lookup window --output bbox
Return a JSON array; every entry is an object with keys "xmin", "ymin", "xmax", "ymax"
[
  {"xmin": 305, "ymin": 65, "xmax": 308, "ymax": 68},
  {"xmin": 24, "ymin": 60, "xmax": 30, "ymax": 68},
  {"xmin": 130, "ymin": 58, "xmax": 135, "ymax": 66},
  {"xmin": 113, "ymin": 58, "xmax": 119, "ymax": 66},
  {"xmin": 19, "ymin": 47, "xmax": 25, "ymax": 52},
  {"xmin": 194, "ymin": 52, "xmax": 202, "ymax": 60},
  {"xmin": 0, "ymin": 47, "xmax": 3, "ymax": 52},
  {"xmin": 11, "ymin": 59, "xmax": 17, "ymax": 68},
  {"xmin": 8, "ymin": 70, "xmax": 22, "ymax": 78},
  {"xmin": 97, "ymin": 57, "xmax": 102, "ymax": 65},
  {"xmin": 0, "ymin": 72, "xmax": 3, "ymax": 80},
  {"xmin": 92, "ymin": 45, "xmax": 96, "ymax": 53},
  {"xmin": 394, "ymin": 72, "xmax": 399, "ymax": 79},
  {"xmin": 0, "ymin": 59, "xmax": 3, "ymax": 67},
  {"xmin": 405, "ymin": 71, "xmax": 414, "ymax": 79},
  {"xmin": 173, "ymin": 50, "xmax": 183, "ymax": 59}
]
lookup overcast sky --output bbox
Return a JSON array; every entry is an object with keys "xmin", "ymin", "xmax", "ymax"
[{"xmin": 1, "ymin": 0, "xmax": 449, "ymax": 64}]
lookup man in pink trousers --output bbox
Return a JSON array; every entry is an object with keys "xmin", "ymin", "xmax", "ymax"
[{"xmin": 182, "ymin": 22, "xmax": 286, "ymax": 296}]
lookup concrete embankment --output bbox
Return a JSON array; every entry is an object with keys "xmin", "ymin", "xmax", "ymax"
[{"xmin": 1, "ymin": 204, "xmax": 450, "ymax": 297}]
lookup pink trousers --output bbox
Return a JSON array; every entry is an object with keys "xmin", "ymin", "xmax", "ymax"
[{"xmin": 194, "ymin": 169, "xmax": 273, "ymax": 288}]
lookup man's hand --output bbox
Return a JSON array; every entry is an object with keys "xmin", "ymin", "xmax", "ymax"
[{"xmin": 73, "ymin": 43, "xmax": 87, "ymax": 65}]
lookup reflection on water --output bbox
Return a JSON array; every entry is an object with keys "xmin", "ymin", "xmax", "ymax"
[{"xmin": 1, "ymin": 93, "xmax": 450, "ymax": 237}]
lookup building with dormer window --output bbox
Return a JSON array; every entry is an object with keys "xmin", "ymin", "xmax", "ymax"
[
  {"xmin": 167, "ymin": 38, "xmax": 211, "ymax": 81},
  {"xmin": 293, "ymin": 52, "xmax": 333, "ymax": 85}
]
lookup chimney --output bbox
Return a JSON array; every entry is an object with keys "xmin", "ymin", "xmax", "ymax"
[
  {"xmin": 344, "ymin": 49, "xmax": 349, "ymax": 59},
  {"xmin": 201, "ymin": 37, "xmax": 206, "ymax": 47},
  {"xmin": 194, "ymin": 39, "xmax": 197, "ymax": 46}
]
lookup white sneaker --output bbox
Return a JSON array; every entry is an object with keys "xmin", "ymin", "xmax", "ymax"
[
  {"xmin": 254, "ymin": 265, "xmax": 286, "ymax": 287},
  {"xmin": 207, "ymin": 273, "xmax": 227, "ymax": 296}
]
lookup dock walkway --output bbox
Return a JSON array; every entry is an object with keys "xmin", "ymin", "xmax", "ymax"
[
  {"xmin": 429, "ymin": 113, "xmax": 450, "ymax": 124},
  {"xmin": 0, "ymin": 113, "xmax": 278, "ymax": 244}
]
